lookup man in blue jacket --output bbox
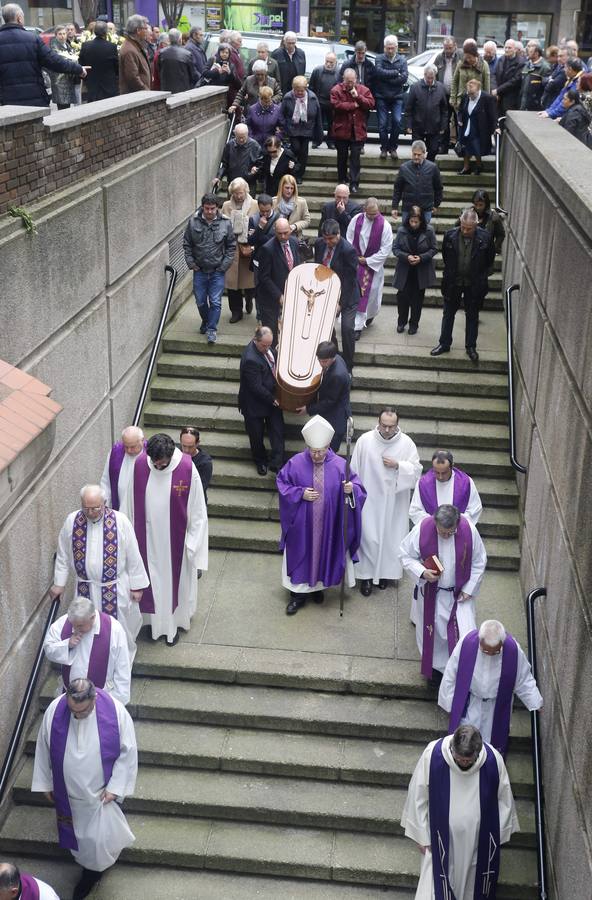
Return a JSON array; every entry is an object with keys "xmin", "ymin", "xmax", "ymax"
[
  {"xmin": 0, "ymin": 3, "xmax": 87, "ymax": 106},
  {"xmin": 373, "ymin": 34, "xmax": 408, "ymax": 160}
]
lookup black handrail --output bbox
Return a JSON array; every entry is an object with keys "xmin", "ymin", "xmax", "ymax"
[
  {"xmin": 495, "ymin": 116, "xmax": 507, "ymax": 214},
  {"xmin": 213, "ymin": 110, "xmax": 236, "ymax": 195},
  {"xmin": 526, "ymin": 587, "xmax": 548, "ymax": 900},
  {"xmin": 505, "ymin": 283, "xmax": 528, "ymax": 474},
  {"xmin": 132, "ymin": 264, "xmax": 178, "ymax": 428},
  {"xmin": 0, "ymin": 591, "xmax": 61, "ymax": 806}
]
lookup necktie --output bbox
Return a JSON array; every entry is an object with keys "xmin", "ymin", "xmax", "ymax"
[
  {"xmin": 283, "ymin": 241, "xmax": 294, "ymax": 270},
  {"xmin": 266, "ymin": 350, "xmax": 276, "ymax": 376},
  {"xmin": 323, "ymin": 249, "xmax": 333, "ymax": 267}
]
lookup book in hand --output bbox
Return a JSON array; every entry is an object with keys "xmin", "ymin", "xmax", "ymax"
[{"xmin": 423, "ymin": 554, "xmax": 444, "ymax": 575}]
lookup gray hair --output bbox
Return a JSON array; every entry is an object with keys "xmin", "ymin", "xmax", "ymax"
[
  {"xmin": 158, "ymin": 33, "xmax": 170, "ymax": 46},
  {"xmin": 479, "ymin": 620, "xmax": 507, "ymax": 647},
  {"xmin": 94, "ymin": 20, "xmax": 108, "ymax": 38},
  {"xmin": 284, "ymin": 30, "xmax": 297, "ymax": 41},
  {"xmin": 67, "ymin": 678, "xmax": 96, "ymax": 703},
  {"xmin": 189, "ymin": 25, "xmax": 203, "ymax": 38},
  {"xmin": 384, "ymin": 34, "xmax": 398, "ymax": 46},
  {"xmin": 424, "ymin": 64, "xmax": 437, "ymax": 77},
  {"xmin": 334, "ymin": 183, "xmax": 350, "ymax": 196},
  {"xmin": 256, "ymin": 41, "xmax": 269, "ymax": 51},
  {"xmin": 234, "ymin": 123, "xmax": 249, "ymax": 136},
  {"xmin": 121, "ymin": 425, "xmax": 144, "ymax": 441},
  {"xmin": 364, "ymin": 196, "xmax": 380, "ymax": 211},
  {"xmin": 252, "ymin": 60, "xmax": 268, "ymax": 74},
  {"xmin": 126, "ymin": 14, "xmax": 147, "ymax": 36},
  {"xmin": 451, "ymin": 724, "xmax": 483, "ymax": 758},
  {"xmin": 411, "ymin": 139, "xmax": 427, "ymax": 153},
  {"xmin": 67, "ymin": 596, "xmax": 96, "ymax": 623},
  {"xmin": 1, "ymin": 3, "xmax": 23, "ymax": 22},
  {"xmin": 434, "ymin": 504, "xmax": 461, "ymax": 529},
  {"xmin": 460, "ymin": 207, "xmax": 479, "ymax": 225},
  {"xmin": 80, "ymin": 484, "xmax": 106, "ymax": 502},
  {"xmin": 168, "ymin": 28, "xmax": 181, "ymax": 45},
  {"xmin": 254, "ymin": 326, "xmax": 273, "ymax": 341}
]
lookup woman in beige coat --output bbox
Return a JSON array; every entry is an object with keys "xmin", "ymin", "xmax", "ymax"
[
  {"xmin": 272, "ymin": 174, "xmax": 310, "ymax": 237},
  {"xmin": 222, "ymin": 177, "xmax": 259, "ymax": 323}
]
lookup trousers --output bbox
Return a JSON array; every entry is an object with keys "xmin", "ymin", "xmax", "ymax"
[
  {"xmin": 243, "ymin": 408, "xmax": 285, "ymax": 468},
  {"xmin": 439, "ymin": 285, "xmax": 483, "ymax": 349}
]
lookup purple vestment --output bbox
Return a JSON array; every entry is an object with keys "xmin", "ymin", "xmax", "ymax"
[
  {"xmin": 418, "ymin": 467, "xmax": 471, "ymax": 516},
  {"xmin": 108, "ymin": 441, "xmax": 147, "ymax": 510},
  {"xmin": 351, "ymin": 213, "xmax": 386, "ymax": 313},
  {"xmin": 49, "ymin": 689, "xmax": 120, "ymax": 851},
  {"xmin": 19, "ymin": 874, "xmax": 40, "ymax": 900},
  {"xmin": 419, "ymin": 515, "xmax": 473, "ymax": 679},
  {"xmin": 449, "ymin": 630, "xmax": 519, "ymax": 758},
  {"xmin": 60, "ymin": 612, "xmax": 112, "ymax": 691},
  {"xmin": 429, "ymin": 738, "xmax": 501, "ymax": 900},
  {"xmin": 277, "ymin": 449, "xmax": 366, "ymax": 587},
  {"xmin": 71, "ymin": 509, "xmax": 119, "ymax": 617}
]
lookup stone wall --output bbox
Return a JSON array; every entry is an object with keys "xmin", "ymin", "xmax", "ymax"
[
  {"xmin": 502, "ymin": 111, "xmax": 592, "ymax": 898},
  {"xmin": 0, "ymin": 87, "xmax": 228, "ymax": 774}
]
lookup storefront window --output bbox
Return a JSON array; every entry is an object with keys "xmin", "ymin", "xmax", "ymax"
[
  {"xmin": 225, "ymin": 1, "xmax": 288, "ymax": 32},
  {"xmin": 309, "ymin": 0, "xmax": 342, "ymax": 39},
  {"xmin": 425, "ymin": 10, "xmax": 454, "ymax": 49},
  {"xmin": 476, "ymin": 13, "xmax": 552, "ymax": 48},
  {"xmin": 384, "ymin": 0, "xmax": 413, "ymax": 51}
]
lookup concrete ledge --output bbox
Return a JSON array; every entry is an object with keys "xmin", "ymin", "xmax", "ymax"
[
  {"xmin": 166, "ymin": 85, "xmax": 228, "ymax": 109},
  {"xmin": 43, "ymin": 91, "xmax": 171, "ymax": 132},
  {"xmin": 0, "ymin": 106, "xmax": 47, "ymax": 127}
]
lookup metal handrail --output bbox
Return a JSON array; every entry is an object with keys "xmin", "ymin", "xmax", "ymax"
[
  {"xmin": 495, "ymin": 116, "xmax": 507, "ymax": 214},
  {"xmin": 526, "ymin": 587, "xmax": 548, "ymax": 900},
  {"xmin": 132, "ymin": 264, "xmax": 178, "ymax": 428},
  {"xmin": 0, "ymin": 590, "xmax": 61, "ymax": 806},
  {"xmin": 505, "ymin": 283, "xmax": 527, "ymax": 474},
  {"xmin": 213, "ymin": 110, "xmax": 236, "ymax": 195}
]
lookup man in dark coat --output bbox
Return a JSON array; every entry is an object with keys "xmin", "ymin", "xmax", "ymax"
[
  {"xmin": 314, "ymin": 220, "xmax": 360, "ymax": 374},
  {"xmin": 373, "ymin": 34, "xmax": 408, "ymax": 159},
  {"xmin": 457, "ymin": 81, "xmax": 497, "ymax": 173},
  {"xmin": 338, "ymin": 41, "xmax": 375, "ymax": 90},
  {"xmin": 238, "ymin": 326, "xmax": 285, "ymax": 476},
  {"xmin": 297, "ymin": 342, "xmax": 352, "ymax": 453},
  {"xmin": 78, "ymin": 20, "xmax": 118, "ymax": 102},
  {"xmin": 256, "ymin": 217, "xmax": 301, "ymax": 345},
  {"xmin": 309, "ymin": 51, "xmax": 339, "ymax": 147},
  {"xmin": 271, "ymin": 31, "xmax": 306, "ymax": 96},
  {"xmin": 492, "ymin": 39, "xmax": 524, "ymax": 116},
  {"xmin": 405, "ymin": 65, "xmax": 448, "ymax": 161},
  {"xmin": 318, "ymin": 184, "xmax": 363, "ymax": 238},
  {"xmin": 391, "ymin": 141, "xmax": 443, "ymax": 223},
  {"xmin": 187, "ymin": 26, "xmax": 208, "ymax": 77},
  {"xmin": 431, "ymin": 209, "xmax": 496, "ymax": 363},
  {"xmin": 158, "ymin": 28, "xmax": 198, "ymax": 93},
  {"xmin": 248, "ymin": 193, "xmax": 281, "ymax": 320},
  {"xmin": 0, "ymin": 3, "xmax": 86, "ymax": 106},
  {"xmin": 213, "ymin": 123, "xmax": 263, "ymax": 194}
]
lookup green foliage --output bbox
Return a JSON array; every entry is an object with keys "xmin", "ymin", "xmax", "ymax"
[{"xmin": 7, "ymin": 205, "xmax": 38, "ymax": 236}]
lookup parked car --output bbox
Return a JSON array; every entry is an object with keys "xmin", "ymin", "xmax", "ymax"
[{"xmin": 407, "ymin": 46, "xmax": 503, "ymax": 82}]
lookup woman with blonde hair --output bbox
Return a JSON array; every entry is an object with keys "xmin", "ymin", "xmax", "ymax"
[
  {"xmin": 222, "ymin": 177, "xmax": 258, "ymax": 323},
  {"xmin": 272, "ymin": 174, "xmax": 310, "ymax": 237}
]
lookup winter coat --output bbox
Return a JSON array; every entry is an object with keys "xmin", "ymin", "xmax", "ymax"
[
  {"xmin": 393, "ymin": 224, "xmax": 438, "ymax": 291},
  {"xmin": 246, "ymin": 101, "xmax": 282, "ymax": 146},
  {"xmin": 271, "ymin": 196, "xmax": 310, "ymax": 236},
  {"xmin": 187, "ymin": 39, "xmax": 208, "ymax": 76},
  {"xmin": 494, "ymin": 54, "xmax": 524, "ymax": 114},
  {"xmin": 48, "ymin": 37, "xmax": 78, "ymax": 105},
  {"xmin": 451, "ymin": 57, "xmax": 490, "ymax": 110},
  {"xmin": 520, "ymin": 58, "xmax": 551, "ymax": 110},
  {"xmin": 329, "ymin": 81, "xmax": 375, "ymax": 142},
  {"xmin": 159, "ymin": 45, "xmax": 198, "ymax": 93},
  {"xmin": 309, "ymin": 65, "xmax": 339, "ymax": 105},
  {"xmin": 541, "ymin": 63, "xmax": 566, "ymax": 108},
  {"xmin": 247, "ymin": 55, "xmax": 280, "ymax": 82},
  {"xmin": 338, "ymin": 56, "xmax": 375, "ymax": 90},
  {"xmin": 441, "ymin": 226, "xmax": 495, "ymax": 298},
  {"xmin": 234, "ymin": 74, "xmax": 282, "ymax": 109},
  {"xmin": 545, "ymin": 74, "xmax": 582, "ymax": 119},
  {"xmin": 391, "ymin": 159, "xmax": 443, "ymax": 213},
  {"xmin": 271, "ymin": 46, "xmax": 306, "ymax": 96},
  {"xmin": 405, "ymin": 79, "xmax": 448, "ymax": 135},
  {"xmin": 279, "ymin": 90, "xmax": 324, "ymax": 144},
  {"xmin": 78, "ymin": 35, "xmax": 119, "ymax": 102},
  {"xmin": 258, "ymin": 147, "xmax": 298, "ymax": 195},
  {"xmin": 0, "ymin": 22, "xmax": 82, "ymax": 106},
  {"xmin": 457, "ymin": 91, "xmax": 498, "ymax": 157},
  {"xmin": 559, "ymin": 103, "xmax": 592, "ymax": 146},
  {"xmin": 221, "ymin": 197, "xmax": 259, "ymax": 290},
  {"xmin": 433, "ymin": 49, "xmax": 463, "ymax": 93},
  {"xmin": 119, "ymin": 35, "xmax": 151, "ymax": 93},
  {"xmin": 219, "ymin": 138, "xmax": 263, "ymax": 183},
  {"xmin": 372, "ymin": 52, "xmax": 408, "ymax": 101},
  {"xmin": 200, "ymin": 53, "xmax": 241, "ymax": 105},
  {"xmin": 183, "ymin": 210, "xmax": 236, "ymax": 273}
]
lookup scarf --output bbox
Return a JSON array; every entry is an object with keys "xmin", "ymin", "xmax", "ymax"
[
  {"xmin": 278, "ymin": 197, "xmax": 295, "ymax": 217},
  {"xmin": 228, "ymin": 194, "xmax": 252, "ymax": 242},
  {"xmin": 292, "ymin": 94, "xmax": 308, "ymax": 123}
]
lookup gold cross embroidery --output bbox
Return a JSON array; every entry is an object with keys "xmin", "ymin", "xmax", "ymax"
[{"xmin": 173, "ymin": 480, "xmax": 189, "ymax": 495}]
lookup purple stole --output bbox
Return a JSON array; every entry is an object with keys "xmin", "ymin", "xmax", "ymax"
[
  {"xmin": 419, "ymin": 515, "xmax": 472, "ymax": 679},
  {"xmin": 19, "ymin": 874, "xmax": 40, "ymax": 900},
  {"xmin": 71, "ymin": 509, "xmax": 119, "ymax": 617},
  {"xmin": 49, "ymin": 689, "xmax": 120, "ymax": 851},
  {"xmin": 351, "ymin": 213, "xmax": 385, "ymax": 313},
  {"xmin": 133, "ymin": 451, "xmax": 193, "ymax": 614},
  {"xmin": 108, "ymin": 440, "xmax": 147, "ymax": 510},
  {"xmin": 429, "ymin": 738, "xmax": 501, "ymax": 900},
  {"xmin": 449, "ymin": 630, "xmax": 519, "ymax": 758},
  {"xmin": 418, "ymin": 468, "xmax": 471, "ymax": 516},
  {"xmin": 60, "ymin": 611, "xmax": 112, "ymax": 691}
]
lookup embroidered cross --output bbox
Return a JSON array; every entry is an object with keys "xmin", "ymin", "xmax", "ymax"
[
  {"xmin": 426, "ymin": 624, "xmax": 434, "ymax": 636},
  {"xmin": 481, "ymin": 833, "xmax": 498, "ymax": 896},
  {"xmin": 173, "ymin": 480, "xmax": 189, "ymax": 495}
]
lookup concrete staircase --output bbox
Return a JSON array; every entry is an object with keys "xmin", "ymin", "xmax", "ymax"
[{"xmin": 0, "ymin": 150, "xmax": 538, "ymax": 898}]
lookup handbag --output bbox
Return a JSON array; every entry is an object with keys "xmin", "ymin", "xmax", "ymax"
[{"xmin": 453, "ymin": 140, "xmax": 465, "ymax": 157}]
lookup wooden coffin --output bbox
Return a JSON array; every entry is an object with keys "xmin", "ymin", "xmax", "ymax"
[{"xmin": 276, "ymin": 262, "xmax": 341, "ymax": 412}]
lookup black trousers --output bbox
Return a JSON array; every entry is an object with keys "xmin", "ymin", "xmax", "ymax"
[
  {"xmin": 411, "ymin": 130, "xmax": 440, "ymax": 162},
  {"xmin": 228, "ymin": 287, "xmax": 255, "ymax": 315},
  {"xmin": 397, "ymin": 284, "xmax": 425, "ymax": 329},
  {"xmin": 335, "ymin": 139, "xmax": 364, "ymax": 187},
  {"xmin": 243, "ymin": 408, "xmax": 285, "ymax": 468},
  {"xmin": 289, "ymin": 136, "xmax": 310, "ymax": 180},
  {"xmin": 319, "ymin": 103, "xmax": 334, "ymax": 143},
  {"xmin": 439, "ymin": 285, "xmax": 483, "ymax": 349},
  {"xmin": 335, "ymin": 305, "xmax": 357, "ymax": 373},
  {"xmin": 440, "ymin": 101, "xmax": 457, "ymax": 152},
  {"xmin": 258, "ymin": 298, "xmax": 280, "ymax": 346}
]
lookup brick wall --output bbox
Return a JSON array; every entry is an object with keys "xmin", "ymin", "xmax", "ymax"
[{"xmin": 0, "ymin": 92, "xmax": 226, "ymax": 216}]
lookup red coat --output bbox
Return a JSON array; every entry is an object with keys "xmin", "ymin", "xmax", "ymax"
[{"xmin": 330, "ymin": 82, "xmax": 375, "ymax": 141}]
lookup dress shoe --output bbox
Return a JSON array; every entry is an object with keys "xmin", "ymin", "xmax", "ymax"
[
  {"xmin": 360, "ymin": 146, "xmax": 365, "ymax": 155},
  {"xmin": 327, "ymin": 141, "xmax": 336, "ymax": 149},
  {"xmin": 365, "ymin": 317, "xmax": 374, "ymax": 326},
  {"xmin": 73, "ymin": 869, "xmax": 103, "ymax": 900},
  {"xmin": 199, "ymin": 322, "xmax": 208, "ymax": 334},
  {"xmin": 256, "ymin": 463, "xmax": 268, "ymax": 476},
  {"xmin": 229, "ymin": 313, "xmax": 243, "ymax": 324},
  {"xmin": 269, "ymin": 463, "xmax": 280, "ymax": 473},
  {"xmin": 360, "ymin": 579, "xmax": 372, "ymax": 597},
  {"xmin": 350, "ymin": 184, "xmax": 358, "ymax": 194},
  {"xmin": 380, "ymin": 150, "xmax": 387, "ymax": 159},
  {"xmin": 397, "ymin": 324, "xmax": 406, "ymax": 333},
  {"xmin": 430, "ymin": 344, "xmax": 450, "ymax": 356},
  {"xmin": 466, "ymin": 347, "xmax": 479, "ymax": 362},
  {"xmin": 166, "ymin": 631, "xmax": 180, "ymax": 647},
  {"xmin": 312, "ymin": 590, "xmax": 325, "ymax": 604},
  {"xmin": 390, "ymin": 149, "xmax": 398, "ymax": 159},
  {"xmin": 312, "ymin": 143, "xmax": 321, "ymax": 149},
  {"xmin": 286, "ymin": 595, "xmax": 305, "ymax": 615},
  {"xmin": 408, "ymin": 326, "xmax": 418, "ymax": 335},
  {"xmin": 245, "ymin": 296, "xmax": 253, "ymax": 314},
  {"xmin": 458, "ymin": 167, "xmax": 472, "ymax": 175},
  {"xmin": 378, "ymin": 579, "xmax": 388, "ymax": 590},
  {"xmin": 354, "ymin": 330, "xmax": 362, "ymax": 342},
  {"xmin": 296, "ymin": 178, "xmax": 303, "ymax": 185}
]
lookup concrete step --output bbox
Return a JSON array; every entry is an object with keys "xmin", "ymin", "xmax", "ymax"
[
  {"xmin": 0, "ymin": 806, "xmax": 539, "ymax": 896},
  {"xmin": 306, "ymin": 153, "xmax": 495, "ymax": 174}
]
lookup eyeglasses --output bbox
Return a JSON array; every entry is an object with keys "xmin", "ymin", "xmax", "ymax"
[
  {"xmin": 180, "ymin": 427, "xmax": 200, "ymax": 437},
  {"xmin": 82, "ymin": 505, "xmax": 104, "ymax": 512}
]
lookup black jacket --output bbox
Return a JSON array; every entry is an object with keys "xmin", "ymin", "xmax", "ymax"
[
  {"xmin": 372, "ymin": 52, "xmax": 408, "ymax": 101},
  {"xmin": 338, "ymin": 56, "xmax": 375, "ymax": 90},
  {"xmin": 258, "ymin": 147, "xmax": 298, "ymax": 195},
  {"xmin": 457, "ymin": 92, "xmax": 497, "ymax": 157},
  {"xmin": 248, "ymin": 209, "xmax": 281, "ymax": 275},
  {"xmin": 441, "ymin": 226, "xmax": 495, "ymax": 298},
  {"xmin": 238, "ymin": 340, "xmax": 279, "ymax": 418},
  {"xmin": 519, "ymin": 58, "xmax": 551, "ymax": 110},
  {"xmin": 392, "ymin": 224, "xmax": 438, "ymax": 291},
  {"xmin": 495, "ymin": 54, "xmax": 524, "ymax": 114},
  {"xmin": 78, "ymin": 36, "xmax": 119, "ymax": 102},
  {"xmin": 183, "ymin": 210, "xmax": 236, "ymax": 273},
  {"xmin": 559, "ymin": 104, "xmax": 592, "ymax": 146},
  {"xmin": 307, "ymin": 354, "xmax": 351, "ymax": 437},
  {"xmin": 405, "ymin": 79, "xmax": 448, "ymax": 135},
  {"xmin": 541, "ymin": 63, "xmax": 566, "ymax": 108},
  {"xmin": 392, "ymin": 159, "xmax": 443, "ymax": 212},
  {"xmin": 0, "ymin": 22, "xmax": 83, "ymax": 106},
  {"xmin": 187, "ymin": 39, "xmax": 208, "ymax": 76},
  {"xmin": 271, "ymin": 45, "xmax": 306, "ymax": 96},
  {"xmin": 309, "ymin": 65, "xmax": 339, "ymax": 105},
  {"xmin": 433, "ymin": 49, "xmax": 463, "ymax": 91},
  {"xmin": 279, "ymin": 90, "xmax": 324, "ymax": 143},
  {"xmin": 314, "ymin": 236, "xmax": 360, "ymax": 311},
  {"xmin": 256, "ymin": 237, "xmax": 301, "ymax": 306},
  {"xmin": 318, "ymin": 199, "xmax": 363, "ymax": 237},
  {"xmin": 219, "ymin": 138, "xmax": 263, "ymax": 183},
  {"xmin": 158, "ymin": 44, "xmax": 198, "ymax": 93}
]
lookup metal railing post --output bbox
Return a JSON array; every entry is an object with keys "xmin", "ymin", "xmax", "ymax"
[
  {"xmin": 495, "ymin": 116, "xmax": 507, "ymax": 214},
  {"xmin": 526, "ymin": 587, "xmax": 548, "ymax": 900},
  {"xmin": 505, "ymin": 283, "xmax": 527, "ymax": 474}
]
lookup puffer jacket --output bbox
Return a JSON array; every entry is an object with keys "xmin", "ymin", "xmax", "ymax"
[
  {"xmin": 0, "ymin": 22, "xmax": 83, "ymax": 106},
  {"xmin": 183, "ymin": 210, "xmax": 236, "ymax": 273},
  {"xmin": 373, "ymin": 52, "xmax": 408, "ymax": 101}
]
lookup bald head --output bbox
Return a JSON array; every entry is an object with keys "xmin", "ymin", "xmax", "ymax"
[
  {"xmin": 80, "ymin": 484, "xmax": 106, "ymax": 521},
  {"xmin": 274, "ymin": 217, "xmax": 291, "ymax": 242},
  {"xmin": 121, "ymin": 425, "xmax": 144, "ymax": 456}
]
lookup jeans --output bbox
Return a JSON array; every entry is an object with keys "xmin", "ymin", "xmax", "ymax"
[
  {"xmin": 193, "ymin": 270, "xmax": 225, "ymax": 333},
  {"xmin": 376, "ymin": 97, "xmax": 404, "ymax": 151}
]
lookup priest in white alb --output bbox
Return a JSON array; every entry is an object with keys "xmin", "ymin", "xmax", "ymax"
[
  {"xmin": 410, "ymin": 449, "xmax": 482, "ymax": 525},
  {"xmin": 44, "ymin": 596, "xmax": 132, "ymax": 706},
  {"xmin": 32, "ymin": 678, "xmax": 138, "ymax": 900},
  {"xmin": 351, "ymin": 407, "xmax": 421, "ymax": 597},
  {"xmin": 346, "ymin": 197, "xmax": 393, "ymax": 335},
  {"xmin": 51, "ymin": 485, "xmax": 149, "ymax": 661},
  {"xmin": 100, "ymin": 425, "xmax": 146, "ymax": 511},
  {"xmin": 400, "ymin": 504, "xmax": 487, "ymax": 679},
  {"xmin": 439, "ymin": 619, "xmax": 543, "ymax": 758},
  {"xmin": 127, "ymin": 433, "xmax": 208, "ymax": 645},
  {"xmin": 401, "ymin": 724, "xmax": 519, "ymax": 900}
]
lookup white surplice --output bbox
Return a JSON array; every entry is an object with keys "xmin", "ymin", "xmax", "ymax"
[
  {"xmin": 44, "ymin": 613, "xmax": 132, "ymax": 706},
  {"xmin": 346, "ymin": 213, "xmax": 393, "ymax": 330},
  {"xmin": 409, "ymin": 470, "xmax": 483, "ymax": 526},
  {"xmin": 400, "ymin": 519, "xmax": 487, "ymax": 672},
  {"xmin": 438, "ymin": 638, "xmax": 543, "ymax": 742},
  {"xmin": 32, "ymin": 695, "xmax": 138, "ymax": 872},
  {"xmin": 30, "ymin": 878, "xmax": 60, "ymax": 900},
  {"xmin": 100, "ymin": 449, "xmax": 140, "ymax": 511},
  {"xmin": 401, "ymin": 735, "xmax": 519, "ymax": 900},
  {"xmin": 352, "ymin": 428, "xmax": 422, "ymax": 582},
  {"xmin": 128, "ymin": 447, "xmax": 208, "ymax": 642},
  {"xmin": 53, "ymin": 510, "xmax": 149, "ymax": 661}
]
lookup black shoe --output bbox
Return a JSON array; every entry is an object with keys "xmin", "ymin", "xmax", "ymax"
[
  {"xmin": 312, "ymin": 591, "xmax": 325, "ymax": 604},
  {"xmin": 327, "ymin": 141, "xmax": 336, "ymax": 149},
  {"xmin": 428, "ymin": 668, "xmax": 443, "ymax": 688},
  {"xmin": 366, "ymin": 317, "xmax": 374, "ymax": 326},
  {"xmin": 73, "ymin": 869, "xmax": 103, "ymax": 900},
  {"xmin": 286, "ymin": 595, "xmax": 305, "ymax": 615},
  {"xmin": 229, "ymin": 313, "xmax": 243, "ymax": 324},
  {"xmin": 166, "ymin": 631, "xmax": 180, "ymax": 647},
  {"xmin": 296, "ymin": 178, "xmax": 303, "ymax": 185},
  {"xmin": 199, "ymin": 322, "xmax": 208, "ymax": 334},
  {"xmin": 350, "ymin": 184, "xmax": 358, "ymax": 194},
  {"xmin": 312, "ymin": 143, "xmax": 321, "ymax": 149},
  {"xmin": 245, "ymin": 297, "xmax": 253, "ymax": 314},
  {"xmin": 475, "ymin": 166, "xmax": 483, "ymax": 175},
  {"xmin": 360, "ymin": 579, "xmax": 372, "ymax": 597},
  {"xmin": 430, "ymin": 344, "xmax": 450, "ymax": 356},
  {"xmin": 360, "ymin": 146, "xmax": 365, "ymax": 155},
  {"xmin": 256, "ymin": 463, "xmax": 268, "ymax": 476},
  {"xmin": 269, "ymin": 464, "xmax": 280, "ymax": 474},
  {"xmin": 466, "ymin": 347, "xmax": 479, "ymax": 362},
  {"xmin": 378, "ymin": 579, "xmax": 388, "ymax": 590},
  {"xmin": 408, "ymin": 326, "xmax": 418, "ymax": 335},
  {"xmin": 458, "ymin": 168, "xmax": 472, "ymax": 176},
  {"xmin": 396, "ymin": 324, "xmax": 406, "ymax": 333},
  {"xmin": 354, "ymin": 330, "xmax": 362, "ymax": 342}
]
